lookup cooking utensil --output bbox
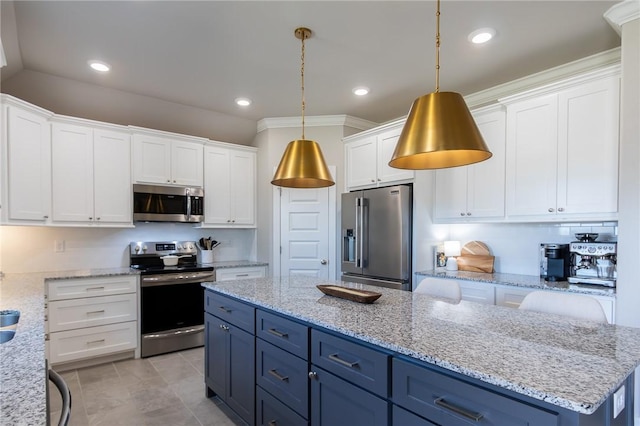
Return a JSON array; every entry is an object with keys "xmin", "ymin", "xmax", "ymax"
[{"xmin": 160, "ymin": 255, "xmax": 189, "ymax": 266}]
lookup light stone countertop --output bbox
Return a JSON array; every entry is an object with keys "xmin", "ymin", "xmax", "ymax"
[
  {"xmin": 0, "ymin": 268, "xmax": 138, "ymax": 425},
  {"xmin": 416, "ymin": 269, "xmax": 616, "ymax": 297},
  {"xmin": 203, "ymin": 275, "xmax": 640, "ymax": 415}
]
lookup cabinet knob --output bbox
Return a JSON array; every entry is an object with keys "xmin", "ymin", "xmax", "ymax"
[
  {"xmin": 466, "ymin": 212, "xmax": 471, "ymax": 216},
  {"xmin": 227, "ymin": 219, "xmax": 231, "ymax": 223},
  {"xmin": 96, "ymin": 217, "xmax": 101, "ymax": 221},
  {"xmin": 308, "ymin": 371, "xmax": 318, "ymax": 380},
  {"xmin": 89, "ymin": 217, "xmax": 93, "ymax": 220},
  {"xmin": 548, "ymin": 208, "xmax": 554, "ymax": 213},
  {"xmin": 558, "ymin": 207, "xmax": 564, "ymax": 212},
  {"xmin": 43, "ymin": 215, "xmax": 49, "ymax": 219},
  {"xmin": 320, "ymin": 259, "xmax": 327, "ymax": 265},
  {"xmin": 231, "ymin": 220, "xmax": 235, "ymax": 223},
  {"xmin": 460, "ymin": 212, "xmax": 465, "ymax": 216},
  {"xmin": 371, "ymin": 179, "xmax": 375, "ymax": 183},
  {"xmin": 377, "ymin": 178, "xmax": 381, "ymax": 182},
  {"xmin": 173, "ymin": 180, "xmax": 176, "ymax": 183},
  {"xmin": 167, "ymin": 180, "xmax": 170, "ymax": 183}
]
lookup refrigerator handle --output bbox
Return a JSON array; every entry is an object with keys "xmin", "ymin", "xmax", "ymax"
[{"xmin": 356, "ymin": 197, "xmax": 364, "ymax": 268}]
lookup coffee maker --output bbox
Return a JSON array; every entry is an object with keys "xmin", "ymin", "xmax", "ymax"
[
  {"xmin": 568, "ymin": 233, "xmax": 617, "ymax": 287},
  {"xmin": 540, "ymin": 243, "xmax": 571, "ymax": 281}
]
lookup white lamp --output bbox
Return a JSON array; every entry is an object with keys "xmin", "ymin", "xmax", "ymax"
[{"xmin": 444, "ymin": 241, "xmax": 461, "ymax": 271}]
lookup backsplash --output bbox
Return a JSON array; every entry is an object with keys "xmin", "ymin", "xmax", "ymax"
[
  {"xmin": 445, "ymin": 222, "xmax": 617, "ymax": 276},
  {"xmin": 0, "ymin": 223, "xmax": 257, "ymax": 273}
]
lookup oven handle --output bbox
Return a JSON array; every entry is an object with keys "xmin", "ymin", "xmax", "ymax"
[
  {"xmin": 141, "ymin": 272, "xmax": 215, "ymax": 287},
  {"xmin": 142, "ymin": 325, "xmax": 205, "ymax": 340}
]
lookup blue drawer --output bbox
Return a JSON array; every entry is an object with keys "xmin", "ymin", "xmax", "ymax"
[
  {"xmin": 392, "ymin": 358, "xmax": 560, "ymax": 426},
  {"xmin": 256, "ymin": 310, "xmax": 309, "ymax": 358},
  {"xmin": 257, "ymin": 386, "xmax": 308, "ymax": 426},
  {"xmin": 256, "ymin": 338, "xmax": 309, "ymax": 417},
  {"xmin": 205, "ymin": 291, "xmax": 255, "ymax": 333},
  {"xmin": 393, "ymin": 405, "xmax": 437, "ymax": 425},
  {"xmin": 311, "ymin": 329, "xmax": 389, "ymax": 398}
]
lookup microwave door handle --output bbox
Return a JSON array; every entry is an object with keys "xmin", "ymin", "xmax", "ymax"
[{"xmin": 186, "ymin": 188, "xmax": 191, "ymax": 221}]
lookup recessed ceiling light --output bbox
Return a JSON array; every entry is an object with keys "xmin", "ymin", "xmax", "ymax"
[
  {"xmin": 468, "ymin": 28, "xmax": 496, "ymax": 44},
  {"xmin": 88, "ymin": 60, "xmax": 110, "ymax": 72},
  {"xmin": 353, "ymin": 87, "xmax": 370, "ymax": 96},
  {"xmin": 235, "ymin": 97, "xmax": 252, "ymax": 107}
]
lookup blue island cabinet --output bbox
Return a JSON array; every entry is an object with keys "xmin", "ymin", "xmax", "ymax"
[{"xmin": 204, "ymin": 292, "xmax": 255, "ymax": 425}]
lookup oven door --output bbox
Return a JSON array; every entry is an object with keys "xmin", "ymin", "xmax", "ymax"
[{"xmin": 140, "ymin": 271, "xmax": 213, "ymax": 357}]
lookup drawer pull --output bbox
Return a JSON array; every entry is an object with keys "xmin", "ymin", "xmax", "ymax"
[
  {"xmin": 268, "ymin": 421, "xmax": 277, "ymax": 426},
  {"xmin": 86, "ymin": 310, "xmax": 105, "ymax": 315},
  {"xmin": 267, "ymin": 328, "xmax": 289, "ymax": 339},
  {"xmin": 236, "ymin": 274, "xmax": 249, "ymax": 277},
  {"xmin": 218, "ymin": 306, "xmax": 232, "ymax": 313},
  {"xmin": 86, "ymin": 339, "xmax": 105, "ymax": 345},
  {"xmin": 86, "ymin": 286, "xmax": 105, "ymax": 291},
  {"xmin": 328, "ymin": 353, "xmax": 359, "ymax": 368},
  {"xmin": 434, "ymin": 397, "xmax": 484, "ymax": 422},
  {"xmin": 268, "ymin": 369, "xmax": 289, "ymax": 382},
  {"xmin": 219, "ymin": 324, "xmax": 230, "ymax": 331}
]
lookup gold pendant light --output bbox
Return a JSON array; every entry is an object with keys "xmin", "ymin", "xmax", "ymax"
[
  {"xmin": 271, "ymin": 27, "xmax": 335, "ymax": 188},
  {"xmin": 389, "ymin": 0, "xmax": 492, "ymax": 170}
]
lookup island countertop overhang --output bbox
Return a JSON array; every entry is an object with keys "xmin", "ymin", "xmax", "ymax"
[{"xmin": 203, "ymin": 276, "xmax": 640, "ymax": 416}]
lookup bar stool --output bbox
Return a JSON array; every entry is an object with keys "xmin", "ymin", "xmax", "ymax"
[
  {"xmin": 415, "ymin": 277, "xmax": 462, "ymax": 302},
  {"xmin": 49, "ymin": 368, "xmax": 71, "ymax": 426},
  {"xmin": 519, "ymin": 291, "xmax": 608, "ymax": 323}
]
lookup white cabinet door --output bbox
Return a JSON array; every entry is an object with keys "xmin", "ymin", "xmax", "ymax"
[
  {"xmin": 557, "ymin": 76, "xmax": 619, "ymax": 216},
  {"xmin": 345, "ymin": 136, "xmax": 377, "ymax": 189},
  {"xmin": 215, "ymin": 266, "xmax": 266, "ymax": 282},
  {"xmin": 172, "ymin": 140, "xmax": 203, "ymax": 186},
  {"xmin": 133, "ymin": 134, "xmax": 172, "ymax": 184},
  {"xmin": 495, "ymin": 286, "xmax": 533, "ymax": 308},
  {"xmin": 203, "ymin": 145, "xmax": 256, "ymax": 227},
  {"xmin": 377, "ymin": 128, "xmax": 414, "ymax": 184},
  {"xmin": 459, "ymin": 281, "xmax": 495, "ymax": 305},
  {"xmin": 506, "ymin": 94, "xmax": 559, "ymax": 217},
  {"xmin": 5, "ymin": 106, "xmax": 51, "ymax": 221},
  {"xmin": 52, "ymin": 123, "xmax": 95, "ymax": 222},
  {"xmin": 229, "ymin": 150, "xmax": 256, "ymax": 226},
  {"xmin": 434, "ymin": 107, "xmax": 506, "ymax": 221},
  {"xmin": 204, "ymin": 146, "xmax": 231, "ymax": 225},
  {"xmin": 467, "ymin": 108, "xmax": 506, "ymax": 219},
  {"xmin": 94, "ymin": 129, "xmax": 131, "ymax": 223}
]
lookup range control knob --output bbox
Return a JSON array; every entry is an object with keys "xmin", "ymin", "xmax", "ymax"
[
  {"xmin": 142, "ymin": 245, "xmax": 148, "ymax": 253},
  {"xmin": 134, "ymin": 245, "xmax": 140, "ymax": 253}
]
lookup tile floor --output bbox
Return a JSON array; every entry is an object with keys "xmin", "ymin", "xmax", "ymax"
[{"xmin": 49, "ymin": 347, "xmax": 246, "ymax": 426}]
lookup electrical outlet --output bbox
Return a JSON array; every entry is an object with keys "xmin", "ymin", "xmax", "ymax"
[
  {"xmin": 613, "ymin": 385, "xmax": 625, "ymax": 418},
  {"xmin": 54, "ymin": 240, "xmax": 65, "ymax": 253}
]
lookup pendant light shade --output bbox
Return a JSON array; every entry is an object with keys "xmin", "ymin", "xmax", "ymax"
[
  {"xmin": 388, "ymin": 92, "xmax": 492, "ymax": 169},
  {"xmin": 389, "ymin": 0, "xmax": 492, "ymax": 170},
  {"xmin": 271, "ymin": 27, "xmax": 335, "ymax": 188},
  {"xmin": 271, "ymin": 139, "xmax": 334, "ymax": 188}
]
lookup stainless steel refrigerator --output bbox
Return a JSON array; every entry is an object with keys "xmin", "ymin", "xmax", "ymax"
[{"xmin": 341, "ymin": 185, "xmax": 412, "ymax": 290}]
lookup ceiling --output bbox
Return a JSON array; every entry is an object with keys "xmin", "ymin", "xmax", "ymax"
[{"xmin": 0, "ymin": 1, "xmax": 621, "ymax": 133}]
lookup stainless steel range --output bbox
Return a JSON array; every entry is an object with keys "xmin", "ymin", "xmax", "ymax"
[{"xmin": 130, "ymin": 241, "xmax": 214, "ymax": 357}]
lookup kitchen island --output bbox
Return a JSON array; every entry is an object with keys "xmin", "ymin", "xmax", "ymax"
[{"xmin": 203, "ymin": 276, "xmax": 640, "ymax": 425}]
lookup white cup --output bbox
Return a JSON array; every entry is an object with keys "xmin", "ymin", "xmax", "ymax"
[{"xmin": 200, "ymin": 250, "xmax": 214, "ymax": 264}]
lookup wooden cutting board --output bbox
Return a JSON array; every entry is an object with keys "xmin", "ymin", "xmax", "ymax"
[{"xmin": 458, "ymin": 241, "xmax": 494, "ymax": 273}]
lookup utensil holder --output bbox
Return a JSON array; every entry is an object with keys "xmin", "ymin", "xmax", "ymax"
[
  {"xmin": 201, "ymin": 250, "xmax": 214, "ymax": 264},
  {"xmin": 0, "ymin": 310, "xmax": 20, "ymax": 344}
]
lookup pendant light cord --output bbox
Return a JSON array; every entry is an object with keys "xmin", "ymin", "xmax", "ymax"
[
  {"xmin": 435, "ymin": 0, "xmax": 440, "ymax": 93},
  {"xmin": 301, "ymin": 32, "xmax": 306, "ymax": 139}
]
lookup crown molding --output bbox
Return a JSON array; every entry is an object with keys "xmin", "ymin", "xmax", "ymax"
[
  {"xmin": 464, "ymin": 48, "xmax": 621, "ymax": 109},
  {"xmin": 257, "ymin": 114, "xmax": 378, "ymax": 133},
  {"xmin": 604, "ymin": 0, "xmax": 640, "ymax": 35}
]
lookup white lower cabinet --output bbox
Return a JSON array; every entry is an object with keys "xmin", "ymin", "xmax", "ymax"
[
  {"xmin": 215, "ymin": 266, "xmax": 267, "ymax": 282},
  {"xmin": 459, "ymin": 280, "xmax": 496, "ymax": 305},
  {"xmin": 495, "ymin": 285, "xmax": 534, "ymax": 309},
  {"xmin": 46, "ymin": 275, "xmax": 138, "ymax": 366}
]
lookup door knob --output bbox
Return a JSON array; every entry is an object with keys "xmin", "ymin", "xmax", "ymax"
[{"xmin": 320, "ymin": 259, "xmax": 327, "ymax": 265}]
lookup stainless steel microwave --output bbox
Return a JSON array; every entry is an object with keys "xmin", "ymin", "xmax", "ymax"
[{"xmin": 133, "ymin": 184, "xmax": 204, "ymax": 223}]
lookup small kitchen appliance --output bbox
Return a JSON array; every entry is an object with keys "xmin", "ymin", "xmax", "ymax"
[
  {"xmin": 133, "ymin": 184, "xmax": 204, "ymax": 223},
  {"xmin": 130, "ymin": 241, "xmax": 214, "ymax": 357},
  {"xmin": 568, "ymin": 233, "xmax": 617, "ymax": 287},
  {"xmin": 539, "ymin": 243, "xmax": 571, "ymax": 281}
]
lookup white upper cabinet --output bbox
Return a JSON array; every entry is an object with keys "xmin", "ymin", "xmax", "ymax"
[
  {"xmin": 51, "ymin": 120, "xmax": 132, "ymax": 225},
  {"xmin": 203, "ymin": 144, "xmax": 257, "ymax": 227},
  {"xmin": 2, "ymin": 100, "xmax": 53, "ymax": 222},
  {"xmin": 434, "ymin": 106, "xmax": 506, "ymax": 221},
  {"xmin": 504, "ymin": 71, "xmax": 620, "ymax": 221},
  {"xmin": 344, "ymin": 121, "xmax": 413, "ymax": 190},
  {"xmin": 132, "ymin": 131, "xmax": 204, "ymax": 187}
]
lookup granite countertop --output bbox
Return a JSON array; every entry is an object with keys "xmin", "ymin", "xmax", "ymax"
[
  {"xmin": 203, "ymin": 276, "xmax": 640, "ymax": 415},
  {"xmin": 416, "ymin": 269, "xmax": 616, "ymax": 297},
  {"xmin": 0, "ymin": 268, "xmax": 138, "ymax": 425}
]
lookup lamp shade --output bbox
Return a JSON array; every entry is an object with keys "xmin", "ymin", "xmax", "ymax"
[
  {"xmin": 444, "ymin": 240, "xmax": 461, "ymax": 257},
  {"xmin": 271, "ymin": 139, "xmax": 335, "ymax": 188},
  {"xmin": 389, "ymin": 92, "xmax": 492, "ymax": 169}
]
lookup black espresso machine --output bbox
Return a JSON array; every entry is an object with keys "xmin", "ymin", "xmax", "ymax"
[{"xmin": 539, "ymin": 243, "xmax": 571, "ymax": 281}]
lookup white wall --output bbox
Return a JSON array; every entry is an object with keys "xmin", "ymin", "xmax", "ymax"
[{"xmin": 0, "ymin": 224, "xmax": 256, "ymax": 273}]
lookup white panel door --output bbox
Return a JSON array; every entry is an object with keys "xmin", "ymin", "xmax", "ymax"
[
  {"xmin": 345, "ymin": 136, "xmax": 377, "ymax": 189},
  {"xmin": 229, "ymin": 150, "xmax": 256, "ymax": 226},
  {"xmin": 133, "ymin": 134, "xmax": 172, "ymax": 184},
  {"xmin": 434, "ymin": 166, "xmax": 468, "ymax": 220},
  {"xmin": 204, "ymin": 146, "xmax": 231, "ymax": 225},
  {"xmin": 171, "ymin": 140, "xmax": 203, "ymax": 186},
  {"xmin": 377, "ymin": 128, "xmax": 414, "ymax": 184},
  {"xmin": 94, "ymin": 129, "xmax": 132, "ymax": 223},
  {"xmin": 280, "ymin": 187, "xmax": 329, "ymax": 278}
]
